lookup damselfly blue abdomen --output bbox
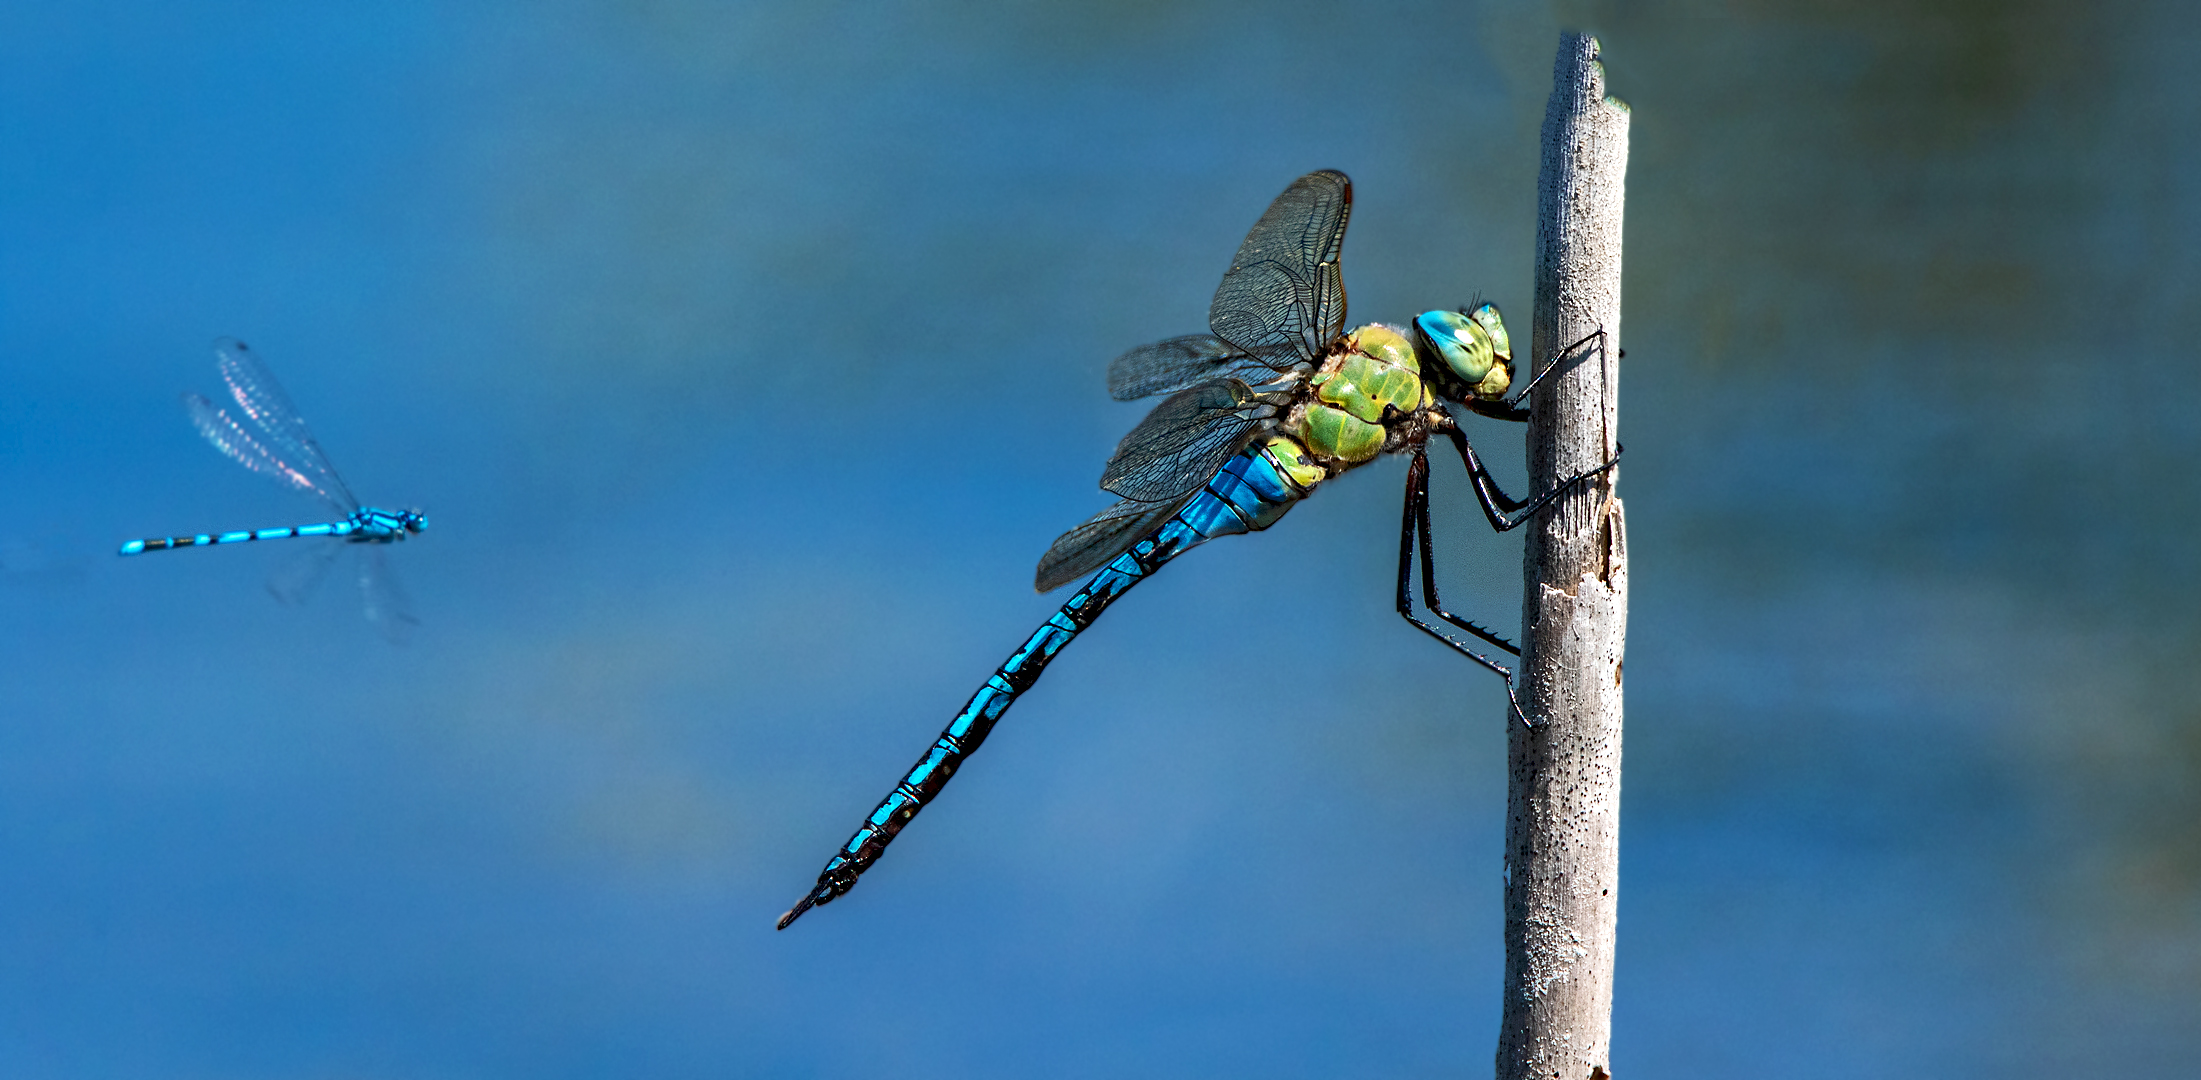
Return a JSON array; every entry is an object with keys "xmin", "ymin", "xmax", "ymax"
[{"xmin": 119, "ymin": 338, "xmax": 427, "ymax": 639}]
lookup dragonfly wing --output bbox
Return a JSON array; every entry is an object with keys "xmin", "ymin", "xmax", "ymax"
[
  {"xmin": 1034, "ymin": 492, "xmax": 1195, "ymax": 593},
  {"xmin": 1207, "ymin": 169, "xmax": 1351, "ymax": 370},
  {"xmin": 1106, "ymin": 334, "xmax": 1278, "ymax": 401},
  {"xmin": 211, "ymin": 338, "xmax": 359, "ymax": 510},
  {"xmin": 184, "ymin": 393, "xmax": 351, "ymax": 510},
  {"xmin": 1099, "ymin": 379, "xmax": 1265, "ymax": 503},
  {"xmin": 358, "ymin": 546, "xmax": 419, "ymax": 644},
  {"xmin": 264, "ymin": 540, "xmax": 343, "ymax": 605}
]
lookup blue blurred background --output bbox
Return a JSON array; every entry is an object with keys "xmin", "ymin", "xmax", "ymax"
[{"xmin": 3, "ymin": 1, "xmax": 2196, "ymax": 1076}]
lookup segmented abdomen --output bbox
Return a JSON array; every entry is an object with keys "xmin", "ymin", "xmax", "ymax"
[
  {"xmin": 118, "ymin": 520, "xmax": 353, "ymax": 555},
  {"xmin": 778, "ymin": 439, "xmax": 1320, "ymax": 927}
]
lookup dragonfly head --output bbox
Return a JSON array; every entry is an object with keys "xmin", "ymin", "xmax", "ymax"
[
  {"xmin": 1412, "ymin": 303, "xmax": 1515, "ymax": 404},
  {"xmin": 399, "ymin": 510, "xmax": 429, "ymax": 534}
]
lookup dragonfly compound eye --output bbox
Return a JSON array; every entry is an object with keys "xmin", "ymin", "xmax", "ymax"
[
  {"xmin": 1466, "ymin": 303, "xmax": 1512, "ymax": 364},
  {"xmin": 1414, "ymin": 309, "xmax": 1513, "ymax": 401}
]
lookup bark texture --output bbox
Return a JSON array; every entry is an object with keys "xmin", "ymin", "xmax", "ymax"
[{"xmin": 1497, "ymin": 31, "xmax": 1630, "ymax": 1080}]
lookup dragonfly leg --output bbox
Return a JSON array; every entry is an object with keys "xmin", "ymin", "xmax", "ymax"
[
  {"xmin": 1402, "ymin": 450, "xmax": 1518, "ymax": 656},
  {"xmin": 1438, "ymin": 423, "xmax": 1622, "ymax": 534},
  {"xmin": 1465, "ymin": 325, "xmax": 1615, "ymax": 424},
  {"xmin": 1397, "ymin": 448, "xmax": 1532, "ymax": 727}
]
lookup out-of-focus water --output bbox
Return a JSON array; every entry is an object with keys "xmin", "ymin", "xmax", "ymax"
[{"xmin": 1, "ymin": 1, "xmax": 2195, "ymax": 1076}]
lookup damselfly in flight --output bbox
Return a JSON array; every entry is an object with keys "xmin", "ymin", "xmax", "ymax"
[
  {"xmin": 119, "ymin": 338, "xmax": 427, "ymax": 640},
  {"xmin": 778, "ymin": 171, "xmax": 1618, "ymax": 928}
]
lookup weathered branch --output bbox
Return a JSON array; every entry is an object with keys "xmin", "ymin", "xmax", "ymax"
[{"xmin": 1497, "ymin": 31, "xmax": 1630, "ymax": 1080}]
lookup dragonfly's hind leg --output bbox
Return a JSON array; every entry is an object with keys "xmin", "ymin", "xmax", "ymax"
[{"xmin": 1396, "ymin": 448, "xmax": 1532, "ymax": 726}]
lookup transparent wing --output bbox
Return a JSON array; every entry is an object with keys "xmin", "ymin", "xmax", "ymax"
[
  {"xmin": 1106, "ymin": 334, "xmax": 1280, "ymax": 401},
  {"xmin": 1099, "ymin": 379, "xmax": 1265, "ymax": 503},
  {"xmin": 1207, "ymin": 169, "xmax": 1351, "ymax": 369},
  {"xmin": 210, "ymin": 337, "xmax": 359, "ymax": 511},
  {"xmin": 264, "ymin": 540, "xmax": 344, "ymax": 606},
  {"xmin": 184, "ymin": 393, "xmax": 354, "ymax": 512},
  {"xmin": 358, "ymin": 546, "xmax": 419, "ymax": 645},
  {"xmin": 1034, "ymin": 492, "xmax": 1196, "ymax": 593}
]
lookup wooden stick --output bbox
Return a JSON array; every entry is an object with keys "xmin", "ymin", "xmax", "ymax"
[{"xmin": 1498, "ymin": 30, "xmax": 1630, "ymax": 1080}]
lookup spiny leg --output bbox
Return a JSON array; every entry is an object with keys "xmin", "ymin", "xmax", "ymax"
[
  {"xmin": 1399, "ymin": 327, "xmax": 1621, "ymax": 727},
  {"xmin": 1466, "ymin": 326, "xmax": 1610, "ymax": 424},
  {"xmin": 1438, "ymin": 422, "xmax": 1622, "ymax": 534},
  {"xmin": 1407, "ymin": 451, "xmax": 1517, "ymax": 656},
  {"xmin": 1399, "ymin": 420, "xmax": 1617, "ymax": 727},
  {"xmin": 1396, "ymin": 448, "xmax": 1531, "ymax": 726},
  {"xmin": 1512, "ymin": 326, "xmax": 1608, "ymax": 407},
  {"xmin": 1447, "ymin": 322, "xmax": 1622, "ymax": 525}
]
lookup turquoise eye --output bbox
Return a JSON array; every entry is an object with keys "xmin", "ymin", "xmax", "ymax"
[
  {"xmin": 1466, "ymin": 302, "xmax": 1512, "ymax": 367},
  {"xmin": 1415, "ymin": 309, "xmax": 1495, "ymax": 383},
  {"xmin": 1413, "ymin": 307, "xmax": 1515, "ymax": 401}
]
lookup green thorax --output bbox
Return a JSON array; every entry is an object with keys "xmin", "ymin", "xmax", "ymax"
[{"xmin": 1288, "ymin": 323, "xmax": 1433, "ymax": 468}]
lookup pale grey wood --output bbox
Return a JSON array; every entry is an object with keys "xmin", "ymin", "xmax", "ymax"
[{"xmin": 1497, "ymin": 31, "xmax": 1630, "ymax": 1080}]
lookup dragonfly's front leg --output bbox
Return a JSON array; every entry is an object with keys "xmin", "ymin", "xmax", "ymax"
[
  {"xmin": 1463, "ymin": 326, "xmax": 1618, "ymax": 424},
  {"xmin": 1397, "ymin": 448, "xmax": 1532, "ymax": 726}
]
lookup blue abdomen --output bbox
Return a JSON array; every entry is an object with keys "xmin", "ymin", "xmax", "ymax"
[
  {"xmin": 775, "ymin": 434, "xmax": 1325, "ymax": 928},
  {"xmin": 1149, "ymin": 435, "xmax": 1321, "ymax": 560}
]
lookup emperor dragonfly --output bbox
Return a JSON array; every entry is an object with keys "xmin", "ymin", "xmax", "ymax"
[{"xmin": 779, "ymin": 170, "xmax": 1618, "ymax": 929}]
